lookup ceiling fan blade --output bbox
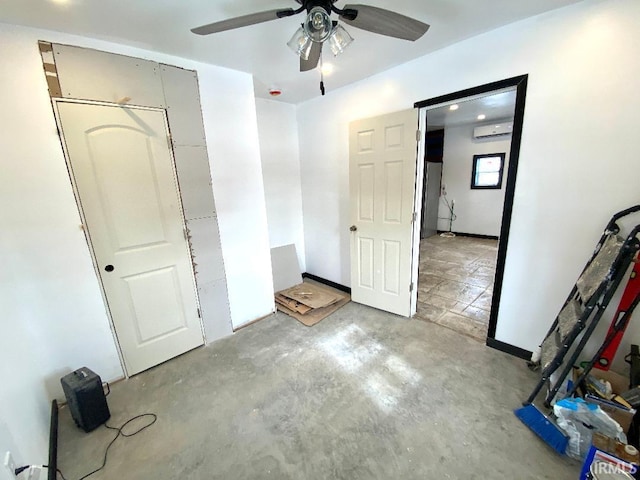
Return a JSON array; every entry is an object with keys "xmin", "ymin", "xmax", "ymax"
[
  {"xmin": 340, "ymin": 5, "xmax": 429, "ymax": 41},
  {"xmin": 300, "ymin": 42, "xmax": 322, "ymax": 72},
  {"xmin": 191, "ymin": 8, "xmax": 295, "ymax": 35}
]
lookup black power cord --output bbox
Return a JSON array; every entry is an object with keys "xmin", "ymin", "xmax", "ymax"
[
  {"xmin": 24, "ymin": 413, "xmax": 157, "ymax": 480},
  {"xmin": 14, "ymin": 466, "xmax": 31, "ymax": 476},
  {"xmin": 72, "ymin": 413, "xmax": 157, "ymax": 480}
]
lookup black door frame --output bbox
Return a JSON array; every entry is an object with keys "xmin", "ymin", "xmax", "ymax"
[
  {"xmin": 414, "ymin": 74, "xmax": 530, "ymax": 359},
  {"xmin": 419, "ymin": 129, "xmax": 445, "ymax": 239}
]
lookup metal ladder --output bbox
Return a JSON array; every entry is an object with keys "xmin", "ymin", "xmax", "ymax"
[{"xmin": 524, "ymin": 206, "xmax": 640, "ymax": 408}]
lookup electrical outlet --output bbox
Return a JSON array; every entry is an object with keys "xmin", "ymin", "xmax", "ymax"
[{"xmin": 3, "ymin": 451, "xmax": 16, "ymax": 479}]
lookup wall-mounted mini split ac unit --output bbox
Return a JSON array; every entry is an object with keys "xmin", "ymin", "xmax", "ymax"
[{"xmin": 473, "ymin": 121, "xmax": 514, "ymax": 139}]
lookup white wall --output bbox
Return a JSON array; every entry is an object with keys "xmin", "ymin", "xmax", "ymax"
[
  {"xmin": 199, "ymin": 67, "xmax": 274, "ymax": 329},
  {"xmin": 0, "ymin": 22, "xmax": 272, "ymax": 467},
  {"xmin": 255, "ymin": 98, "xmax": 306, "ymax": 271},
  {"xmin": 437, "ymin": 125, "xmax": 512, "ymax": 236},
  {"xmin": 297, "ymin": 0, "xmax": 640, "ymax": 364}
]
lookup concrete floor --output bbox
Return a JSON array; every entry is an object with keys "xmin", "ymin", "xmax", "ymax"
[
  {"xmin": 416, "ymin": 235, "xmax": 498, "ymax": 341},
  {"xmin": 58, "ymin": 303, "xmax": 579, "ymax": 479}
]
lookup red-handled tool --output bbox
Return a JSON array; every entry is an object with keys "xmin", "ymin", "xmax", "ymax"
[{"xmin": 595, "ymin": 256, "xmax": 640, "ymax": 370}]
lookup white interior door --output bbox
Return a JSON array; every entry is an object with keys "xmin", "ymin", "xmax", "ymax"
[
  {"xmin": 349, "ymin": 109, "xmax": 418, "ymax": 317},
  {"xmin": 57, "ymin": 101, "xmax": 204, "ymax": 375}
]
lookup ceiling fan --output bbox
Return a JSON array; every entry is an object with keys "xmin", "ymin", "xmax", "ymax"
[{"xmin": 191, "ymin": 1, "xmax": 430, "ymax": 75}]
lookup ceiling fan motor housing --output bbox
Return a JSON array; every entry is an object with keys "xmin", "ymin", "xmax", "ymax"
[
  {"xmin": 295, "ymin": 0, "xmax": 336, "ymax": 12},
  {"xmin": 294, "ymin": 0, "xmax": 357, "ymax": 20}
]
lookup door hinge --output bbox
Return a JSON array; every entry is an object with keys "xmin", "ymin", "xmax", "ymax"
[
  {"xmin": 416, "ymin": 129, "xmax": 421, "ymax": 142},
  {"xmin": 167, "ymin": 134, "xmax": 173, "ymax": 149},
  {"xmin": 412, "ymin": 212, "xmax": 417, "ymax": 223},
  {"xmin": 197, "ymin": 308, "xmax": 202, "ymax": 318},
  {"xmin": 410, "ymin": 282, "xmax": 414, "ymax": 292}
]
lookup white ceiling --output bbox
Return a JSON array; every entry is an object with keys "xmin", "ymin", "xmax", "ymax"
[
  {"xmin": 0, "ymin": 0, "xmax": 585, "ymax": 104},
  {"xmin": 426, "ymin": 89, "xmax": 517, "ymax": 130}
]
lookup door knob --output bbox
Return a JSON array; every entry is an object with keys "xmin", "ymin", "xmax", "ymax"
[
  {"xmin": 350, "ymin": 225, "xmax": 358, "ymax": 232},
  {"xmin": 104, "ymin": 265, "xmax": 114, "ymax": 272}
]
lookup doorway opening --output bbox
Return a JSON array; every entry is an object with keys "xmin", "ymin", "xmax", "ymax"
[{"xmin": 412, "ymin": 75, "xmax": 528, "ymax": 355}]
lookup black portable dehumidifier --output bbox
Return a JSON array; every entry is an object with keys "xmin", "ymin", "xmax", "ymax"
[{"xmin": 60, "ymin": 367, "xmax": 110, "ymax": 432}]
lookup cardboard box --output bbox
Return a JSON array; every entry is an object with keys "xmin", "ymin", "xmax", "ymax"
[
  {"xmin": 579, "ymin": 433, "xmax": 639, "ymax": 479},
  {"xmin": 587, "ymin": 369, "xmax": 636, "ymax": 433},
  {"xmin": 591, "ymin": 369, "xmax": 630, "ymax": 396}
]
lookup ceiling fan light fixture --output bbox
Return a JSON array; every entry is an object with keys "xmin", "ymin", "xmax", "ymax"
[
  {"xmin": 303, "ymin": 6, "xmax": 333, "ymax": 43},
  {"xmin": 328, "ymin": 24, "xmax": 354, "ymax": 56},
  {"xmin": 287, "ymin": 26, "xmax": 313, "ymax": 60}
]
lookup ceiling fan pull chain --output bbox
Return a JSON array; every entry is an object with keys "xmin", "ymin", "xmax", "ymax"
[{"xmin": 320, "ymin": 55, "xmax": 324, "ymax": 93}]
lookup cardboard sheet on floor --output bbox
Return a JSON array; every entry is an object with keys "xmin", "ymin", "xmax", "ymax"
[
  {"xmin": 277, "ymin": 294, "xmax": 350, "ymax": 327},
  {"xmin": 276, "ymin": 281, "xmax": 350, "ymax": 327},
  {"xmin": 278, "ymin": 282, "xmax": 340, "ymax": 309},
  {"xmin": 275, "ymin": 293, "xmax": 312, "ymax": 315}
]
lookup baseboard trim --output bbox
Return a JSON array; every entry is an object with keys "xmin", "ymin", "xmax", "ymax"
[
  {"xmin": 302, "ymin": 273, "xmax": 351, "ymax": 294},
  {"xmin": 486, "ymin": 337, "xmax": 532, "ymax": 360},
  {"xmin": 233, "ymin": 313, "xmax": 273, "ymax": 332},
  {"xmin": 436, "ymin": 231, "xmax": 499, "ymax": 241}
]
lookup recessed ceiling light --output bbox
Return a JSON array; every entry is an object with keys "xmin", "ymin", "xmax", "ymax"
[
  {"xmin": 449, "ymin": 104, "xmax": 459, "ymax": 111},
  {"xmin": 477, "ymin": 114, "xmax": 486, "ymax": 120},
  {"xmin": 50, "ymin": 0, "xmax": 70, "ymax": 4},
  {"xmin": 321, "ymin": 63, "xmax": 334, "ymax": 75}
]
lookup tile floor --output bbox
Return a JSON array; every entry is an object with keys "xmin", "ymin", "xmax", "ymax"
[{"xmin": 415, "ymin": 234, "xmax": 498, "ymax": 341}]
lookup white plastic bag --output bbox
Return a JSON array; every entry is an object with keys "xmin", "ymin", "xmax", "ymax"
[{"xmin": 553, "ymin": 397, "xmax": 627, "ymax": 460}]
